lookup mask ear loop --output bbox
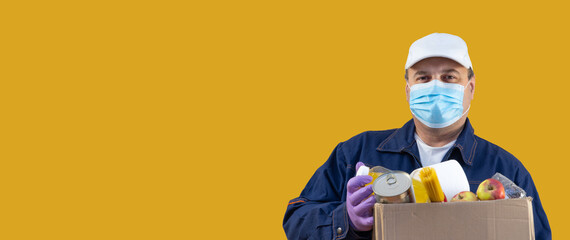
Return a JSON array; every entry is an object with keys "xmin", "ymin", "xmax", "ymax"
[
  {"xmin": 461, "ymin": 80, "xmax": 472, "ymax": 116},
  {"xmin": 464, "ymin": 79, "xmax": 472, "ymax": 90},
  {"xmin": 461, "ymin": 105, "xmax": 471, "ymax": 117}
]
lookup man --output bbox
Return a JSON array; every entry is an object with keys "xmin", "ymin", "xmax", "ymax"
[{"xmin": 283, "ymin": 33, "xmax": 551, "ymax": 239}]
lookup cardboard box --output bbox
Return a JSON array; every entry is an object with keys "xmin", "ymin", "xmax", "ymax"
[{"xmin": 373, "ymin": 198, "xmax": 534, "ymax": 240}]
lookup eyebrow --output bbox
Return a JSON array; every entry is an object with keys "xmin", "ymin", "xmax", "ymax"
[
  {"xmin": 442, "ymin": 69, "xmax": 460, "ymax": 74},
  {"xmin": 414, "ymin": 71, "xmax": 429, "ymax": 77},
  {"xmin": 414, "ymin": 69, "xmax": 460, "ymax": 76}
]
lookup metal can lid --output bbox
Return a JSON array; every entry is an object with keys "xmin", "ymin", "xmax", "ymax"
[{"xmin": 372, "ymin": 171, "xmax": 412, "ymax": 197}]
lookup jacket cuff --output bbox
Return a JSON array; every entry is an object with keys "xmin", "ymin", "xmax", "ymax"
[
  {"xmin": 332, "ymin": 202, "xmax": 349, "ymax": 239},
  {"xmin": 347, "ymin": 225, "xmax": 372, "ymax": 239},
  {"xmin": 332, "ymin": 202, "xmax": 372, "ymax": 240}
]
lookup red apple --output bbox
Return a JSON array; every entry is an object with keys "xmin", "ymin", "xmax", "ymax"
[
  {"xmin": 451, "ymin": 191, "xmax": 478, "ymax": 202},
  {"xmin": 476, "ymin": 178, "xmax": 505, "ymax": 200}
]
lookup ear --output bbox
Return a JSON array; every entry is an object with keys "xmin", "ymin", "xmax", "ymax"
[
  {"xmin": 468, "ymin": 77, "xmax": 475, "ymax": 99},
  {"xmin": 405, "ymin": 82, "xmax": 411, "ymax": 103}
]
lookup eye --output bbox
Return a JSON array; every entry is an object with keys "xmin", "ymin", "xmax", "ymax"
[
  {"xmin": 417, "ymin": 76, "xmax": 429, "ymax": 81},
  {"xmin": 442, "ymin": 75, "xmax": 456, "ymax": 81}
]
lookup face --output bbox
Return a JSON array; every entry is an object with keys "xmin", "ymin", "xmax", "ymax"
[{"xmin": 406, "ymin": 57, "xmax": 475, "ymax": 114}]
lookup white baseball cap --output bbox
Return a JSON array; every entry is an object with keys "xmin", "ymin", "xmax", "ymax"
[{"xmin": 405, "ymin": 33, "xmax": 472, "ymax": 70}]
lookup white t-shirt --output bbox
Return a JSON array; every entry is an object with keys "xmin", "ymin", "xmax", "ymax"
[{"xmin": 414, "ymin": 133, "xmax": 456, "ymax": 167}]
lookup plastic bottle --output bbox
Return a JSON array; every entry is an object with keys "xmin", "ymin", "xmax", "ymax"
[{"xmin": 357, "ymin": 165, "xmax": 391, "ymax": 186}]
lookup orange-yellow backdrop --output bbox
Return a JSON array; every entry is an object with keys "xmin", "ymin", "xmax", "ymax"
[{"xmin": 1, "ymin": 0, "xmax": 567, "ymax": 239}]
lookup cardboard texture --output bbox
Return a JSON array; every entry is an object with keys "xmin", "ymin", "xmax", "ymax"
[{"xmin": 373, "ymin": 198, "xmax": 534, "ymax": 240}]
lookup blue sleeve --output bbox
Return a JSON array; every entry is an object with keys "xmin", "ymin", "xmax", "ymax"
[
  {"xmin": 283, "ymin": 143, "xmax": 364, "ymax": 240},
  {"xmin": 514, "ymin": 166, "xmax": 552, "ymax": 240}
]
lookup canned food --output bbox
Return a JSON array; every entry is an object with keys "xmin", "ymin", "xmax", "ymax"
[{"xmin": 372, "ymin": 171, "xmax": 414, "ymax": 203}]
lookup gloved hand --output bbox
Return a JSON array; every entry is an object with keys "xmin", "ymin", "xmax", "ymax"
[{"xmin": 346, "ymin": 162, "xmax": 375, "ymax": 232}]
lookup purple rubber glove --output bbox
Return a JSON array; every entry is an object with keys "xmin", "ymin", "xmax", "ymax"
[{"xmin": 346, "ymin": 162, "xmax": 375, "ymax": 232}]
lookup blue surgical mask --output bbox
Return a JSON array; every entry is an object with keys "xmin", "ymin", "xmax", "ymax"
[{"xmin": 408, "ymin": 80, "xmax": 470, "ymax": 128}]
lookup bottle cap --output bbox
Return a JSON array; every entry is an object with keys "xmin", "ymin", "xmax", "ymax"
[{"xmin": 356, "ymin": 165, "xmax": 370, "ymax": 176}]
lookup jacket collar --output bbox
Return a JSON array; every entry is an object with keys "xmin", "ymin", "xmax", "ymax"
[{"xmin": 376, "ymin": 118, "xmax": 477, "ymax": 166}]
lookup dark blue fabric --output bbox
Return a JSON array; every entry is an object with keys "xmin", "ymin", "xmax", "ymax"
[{"xmin": 283, "ymin": 118, "xmax": 551, "ymax": 240}]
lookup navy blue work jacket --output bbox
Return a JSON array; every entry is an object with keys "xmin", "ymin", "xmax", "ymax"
[{"xmin": 283, "ymin": 118, "xmax": 551, "ymax": 240}]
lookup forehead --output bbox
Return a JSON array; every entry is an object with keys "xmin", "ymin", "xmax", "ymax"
[{"xmin": 409, "ymin": 57, "xmax": 466, "ymax": 73}]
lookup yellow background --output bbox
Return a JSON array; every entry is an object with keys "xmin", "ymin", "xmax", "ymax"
[{"xmin": 1, "ymin": 0, "xmax": 568, "ymax": 239}]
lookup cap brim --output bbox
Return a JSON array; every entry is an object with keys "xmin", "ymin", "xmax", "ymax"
[{"xmin": 405, "ymin": 54, "xmax": 471, "ymax": 70}]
